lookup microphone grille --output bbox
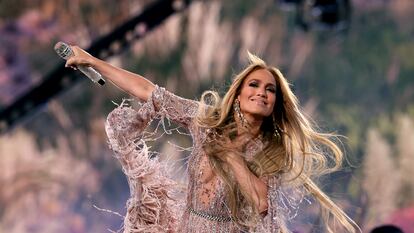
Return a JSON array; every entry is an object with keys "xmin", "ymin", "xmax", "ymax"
[{"xmin": 54, "ymin": 42, "xmax": 73, "ymax": 59}]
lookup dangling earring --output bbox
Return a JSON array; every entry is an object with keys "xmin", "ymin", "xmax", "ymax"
[
  {"xmin": 234, "ymin": 99, "xmax": 247, "ymax": 127},
  {"xmin": 272, "ymin": 115, "xmax": 282, "ymax": 141}
]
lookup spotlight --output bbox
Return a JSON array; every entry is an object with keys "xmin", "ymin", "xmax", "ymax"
[
  {"xmin": 135, "ymin": 23, "xmax": 147, "ymax": 37},
  {"xmin": 109, "ymin": 41, "xmax": 122, "ymax": 54},
  {"xmin": 125, "ymin": 30, "xmax": 134, "ymax": 42},
  {"xmin": 297, "ymin": 0, "xmax": 351, "ymax": 31},
  {"xmin": 172, "ymin": 0, "xmax": 185, "ymax": 11}
]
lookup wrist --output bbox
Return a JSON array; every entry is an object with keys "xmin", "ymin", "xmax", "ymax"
[
  {"xmin": 89, "ymin": 56, "xmax": 100, "ymax": 68},
  {"xmin": 225, "ymin": 153, "xmax": 244, "ymax": 167}
]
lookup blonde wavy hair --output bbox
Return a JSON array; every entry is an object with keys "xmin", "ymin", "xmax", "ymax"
[{"xmin": 195, "ymin": 52, "xmax": 359, "ymax": 232}]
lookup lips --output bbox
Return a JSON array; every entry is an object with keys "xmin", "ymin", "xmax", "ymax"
[{"xmin": 250, "ymin": 98, "xmax": 267, "ymax": 106}]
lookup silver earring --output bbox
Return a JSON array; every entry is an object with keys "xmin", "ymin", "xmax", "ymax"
[{"xmin": 234, "ymin": 99, "xmax": 247, "ymax": 127}]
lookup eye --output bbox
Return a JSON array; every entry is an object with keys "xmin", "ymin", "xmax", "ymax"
[
  {"xmin": 266, "ymin": 87, "xmax": 276, "ymax": 93},
  {"xmin": 248, "ymin": 82, "xmax": 259, "ymax": 87}
]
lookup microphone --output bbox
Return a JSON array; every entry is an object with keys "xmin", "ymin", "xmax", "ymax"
[{"xmin": 54, "ymin": 42, "xmax": 105, "ymax": 85}]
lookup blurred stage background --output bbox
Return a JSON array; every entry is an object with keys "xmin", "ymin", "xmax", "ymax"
[{"xmin": 1, "ymin": 0, "xmax": 414, "ymax": 232}]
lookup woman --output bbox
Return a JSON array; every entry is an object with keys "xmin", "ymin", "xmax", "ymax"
[{"xmin": 66, "ymin": 46, "xmax": 359, "ymax": 233}]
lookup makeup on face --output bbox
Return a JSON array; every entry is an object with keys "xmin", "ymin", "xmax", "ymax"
[{"xmin": 238, "ymin": 69, "xmax": 276, "ymax": 122}]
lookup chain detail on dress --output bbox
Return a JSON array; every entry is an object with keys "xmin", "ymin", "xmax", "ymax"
[{"xmin": 188, "ymin": 206, "xmax": 233, "ymax": 223}]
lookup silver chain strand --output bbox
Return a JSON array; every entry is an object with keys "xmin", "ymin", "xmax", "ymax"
[{"xmin": 188, "ymin": 206, "xmax": 234, "ymax": 223}]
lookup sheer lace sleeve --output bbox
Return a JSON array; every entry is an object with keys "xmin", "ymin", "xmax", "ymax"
[
  {"xmin": 104, "ymin": 85, "xmax": 198, "ymax": 232},
  {"xmin": 257, "ymin": 174, "xmax": 309, "ymax": 233},
  {"xmin": 105, "ymin": 85, "xmax": 198, "ymax": 153},
  {"xmin": 256, "ymin": 175, "xmax": 286, "ymax": 233},
  {"xmin": 151, "ymin": 85, "xmax": 199, "ymax": 129},
  {"xmin": 271, "ymin": 175, "xmax": 292, "ymax": 233}
]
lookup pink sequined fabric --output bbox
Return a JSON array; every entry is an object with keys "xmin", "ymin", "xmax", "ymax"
[{"xmin": 105, "ymin": 86, "xmax": 302, "ymax": 233}]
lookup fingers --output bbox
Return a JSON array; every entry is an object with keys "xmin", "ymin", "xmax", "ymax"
[
  {"xmin": 65, "ymin": 58, "xmax": 78, "ymax": 70},
  {"xmin": 233, "ymin": 133, "xmax": 252, "ymax": 146},
  {"xmin": 64, "ymin": 45, "xmax": 79, "ymax": 70},
  {"xmin": 66, "ymin": 45, "xmax": 94, "ymax": 69},
  {"xmin": 71, "ymin": 45, "xmax": 92, "ymax": 57},
  {"xmin": 71, "ymin": 45, "xmax": 80, "ymax": 56}
]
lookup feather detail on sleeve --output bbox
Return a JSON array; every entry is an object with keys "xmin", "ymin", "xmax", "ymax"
[{"xmin": 104, "ymin": 85, "xmax": 195, "ymax": 232}]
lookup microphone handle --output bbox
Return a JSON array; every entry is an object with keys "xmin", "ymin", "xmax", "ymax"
[{"xmin": 78, "ymin": 65, "xmax": 105, "ymax": 85}]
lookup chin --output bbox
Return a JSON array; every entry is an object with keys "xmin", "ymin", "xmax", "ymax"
[
  {"xmin": 246, "ymin": 110, "xmax": 272, "ymax": 118},
  {"xmin": 252, "ymin": 108, "xmax": 272, "ymax": 115}
]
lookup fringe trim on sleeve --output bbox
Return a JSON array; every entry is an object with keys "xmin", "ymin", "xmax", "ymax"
[{"xmin": 105, "ymin": 95, "xmax": 184, "ymax": 233}]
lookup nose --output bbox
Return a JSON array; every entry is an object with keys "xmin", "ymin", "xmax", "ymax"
[{"xmin": 257, "ymin": 88, "xmax": 267, "ymax": 98}]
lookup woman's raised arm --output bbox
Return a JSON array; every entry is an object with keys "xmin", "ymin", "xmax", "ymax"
[{"xmin": 65, "ymin": 45, "xmax": 155, "ymax": 101}]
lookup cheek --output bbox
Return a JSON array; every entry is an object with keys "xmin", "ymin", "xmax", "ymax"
[
  {"xmin": 269, "ymin": 96, "xmax": 276, "ymax": 108},
  {"xmin": 240, "ymin": 88, "xmax": 252, "ymax": 98},
  {"xmin": 239, "ymin": 90, "xmax": 252, "ymax": 103}
]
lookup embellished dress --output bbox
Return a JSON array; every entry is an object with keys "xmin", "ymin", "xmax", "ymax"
[{"xmin": 105, "ymin": 86, "xmax": 300, "ymax": 233}]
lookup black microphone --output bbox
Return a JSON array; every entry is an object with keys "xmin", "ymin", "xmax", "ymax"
[{"xmin": 54, "ymin": 42, "xmax": 105, "ymax": 85}]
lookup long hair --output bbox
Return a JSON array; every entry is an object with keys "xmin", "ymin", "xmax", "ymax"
[{"xmin": 195, "ymin": 52, "xmax": 359, "ymax": 232}]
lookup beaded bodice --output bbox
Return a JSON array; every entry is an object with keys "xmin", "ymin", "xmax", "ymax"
[{"xmin": 105, "ymin": 86, "xmax": 303, "ymax": 233}]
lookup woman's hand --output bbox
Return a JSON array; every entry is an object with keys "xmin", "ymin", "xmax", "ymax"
[
  {"xmin": 224, "ymin": 143, "xmax": 269, "ymax": 214},
  {"xmin": 65, "ymin": 45, "xmax": 97, "ymax": 70},
  {"xmin": 223, "ymin": 132, "xmax": 252, "ymax": 163}
]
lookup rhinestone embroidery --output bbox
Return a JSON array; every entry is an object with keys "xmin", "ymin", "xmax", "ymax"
[{"xmin": 105, "ymin": 85, "xmax": 306, "ymax": 233}]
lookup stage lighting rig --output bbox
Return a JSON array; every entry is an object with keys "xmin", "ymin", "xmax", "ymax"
[
  {"xmin": 0, "ymin": 0, "xmax": 191, "ymax": 134},
  {"xmin": 277, "ymin": 0, "xmax": 351, "ymax": 31},
  {"xmin": 297, "ymin": 0, "xmax": 351, "ymax": 31}
]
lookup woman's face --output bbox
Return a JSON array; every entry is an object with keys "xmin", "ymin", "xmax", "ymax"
[{"xmin": 237, "ymin": 69, "xmax": 277, "ymax": 122}]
